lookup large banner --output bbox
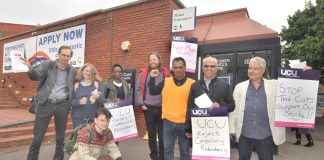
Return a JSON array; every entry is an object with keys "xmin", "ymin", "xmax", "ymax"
[
  {"xmin": 2, "ymin": 37, "xmax": 36, "ymax": 73},
  {"xmin": 108, "ymin": 105, "xmax": 138, "ymax": 142},
  {"xmin": 36, "ymin": 24, "xmax": 86, "ymax": 67},
  {"xmin": 275, "ymin": 68, "xmax": 320, "ymax": 128},
  {"xmin": 2, "ymin": 24, "xmax": 86, "ymax": 73},
  {"xmin": 191, "ymin": 108, "xmax": 230, "ymax": 160},
  {"xmin": 170, "ymin": 36, "xmax": 198, "ymax": 73}
]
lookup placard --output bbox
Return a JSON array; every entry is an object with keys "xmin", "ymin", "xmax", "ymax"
[
  {"xmin": 108, "ymin": 105, "xmax": 138, "ymax": 142},
  {"xmin": 316, "ymin": 94, "xmax": 324, "ymax": 117},
  {"xmin": 191, "ymin": 108, "xmax": 230, "ymax": 160},
  {"xmin": 170, "ymin": 36, "xmax": 198, "ymax": 73},
  {"xmin": 9, "ymin": 50, "xmax": 29, "ymax": 73},
  {"xmin": 275, "ymin": 68, "xmax": 320, "ymax": 128}
]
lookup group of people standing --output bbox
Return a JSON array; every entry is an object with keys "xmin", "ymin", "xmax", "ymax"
[{"xmin": 22, "ymin": 45, "xmax": 314, "ymax": 160}]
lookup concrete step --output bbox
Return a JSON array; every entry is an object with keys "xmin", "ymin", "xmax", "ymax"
[
  {"xmin": 0, "ymin": 104, "xmax": 20, "ymax": 109},
  {"xmin": 0, "ymin": 128, "xmax": 74, "ymax": 149},
  {"xmin": 0, "ymin": 121, "xmax": 73, "ymax": 138},
  {"xmin": 0, "ymin": 112, "xmax": 74, "ymax": 149}
]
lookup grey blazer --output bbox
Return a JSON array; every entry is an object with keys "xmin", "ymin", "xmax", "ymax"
[{"xmin": 27, "ymin": 60, "xmax": 75, "ymax": 104}]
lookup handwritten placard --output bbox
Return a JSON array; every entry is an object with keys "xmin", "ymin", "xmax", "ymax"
[
  {"xmin": 169, "ymin": 36, "xmax": 198, "ymax": 73},
  {"xmin": 191, "ymin": 108, "xmax": 230, "ymax": 160},
  {"xmin": 275, "ymin": 68, "xmax": 320, "ymax": 128},
  {"xmin": 316, "ymin": 94, "xmax": 324, "ymax": 117},
  {"xmin": 9, "ymin": 50, "xmax": 29, "ymax": 73},
  {"xmin": 108, "ymin": 105, "xmax": 138, "ymax": 142}
]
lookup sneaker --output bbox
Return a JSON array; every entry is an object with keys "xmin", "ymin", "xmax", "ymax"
[{"xmin": 304, "ymin": 142, "xmax": 314, "ymax": 147}]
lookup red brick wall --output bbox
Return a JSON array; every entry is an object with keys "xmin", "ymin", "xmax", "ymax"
[
  {"xmin": 0, "ymin": 0, "xmax": 183, "ymax": 136},
  {"xmin": 0, "ymin": 23, "xmax": 36, "ymax": 38}
]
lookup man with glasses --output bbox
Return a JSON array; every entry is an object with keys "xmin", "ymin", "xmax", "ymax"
[
  {"xmin": 185, "ymin": 56, "xmax": 235, "ymax": 138},
  {"xmin": 22, "ymin": 45, "xmax": 75, "ymax": 160}
]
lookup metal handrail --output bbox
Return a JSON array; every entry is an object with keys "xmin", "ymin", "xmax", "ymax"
[{"xmin": 6, "ymin": 74, "xmax": 25, "ymax": 88}]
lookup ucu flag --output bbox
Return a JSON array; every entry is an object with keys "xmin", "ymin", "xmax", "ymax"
[
  {"xmin": 278, "ymin": 68, "xmax": 320, "ymax": 80},
  {"xmin": 281, "ymin": 69, "xmax": 297, "ymax": 77},
  {"xmin": 191, "ymin": 108, "xmax": 228, "ymax": 117}
]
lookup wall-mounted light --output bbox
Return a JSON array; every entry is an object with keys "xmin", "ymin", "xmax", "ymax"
[{"xmin": 121, "ymin": 41, "xmax": 131, "ymax": 52}]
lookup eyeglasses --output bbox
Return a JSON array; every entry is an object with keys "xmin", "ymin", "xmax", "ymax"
[
  {"xmin": 203, "ymin": 65, "xmax": 216, "ymax": 68},
  {"xmin": 60, "ymin": 54, "xmax": 71, "ymax": 58}
]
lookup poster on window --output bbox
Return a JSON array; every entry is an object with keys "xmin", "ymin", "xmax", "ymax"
[
  {"xmin": 2, "ymin": 37, "xmax": 36, "ymax": 73},
  {"xmin": 275, "ymin": 68, "xmax": 320, "ymax": 128},
  {"xmin": 36, "ymin": 24, "xmax": 86, "ymax": 67},
  {"xmin": 191, "ymin": 108, "xmax": 230, "ymax": 160},
  {"xmin": 170, "ymin": 36, "xmax": 197, "ymax": 73},
  {"xmin": 108, "ymin": 105, "xmax": 138, "ymax": 142}
]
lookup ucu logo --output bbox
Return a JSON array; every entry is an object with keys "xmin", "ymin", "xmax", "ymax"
[
  {"xmin": 173, "ymin": 36, "xmax": 185, "ymax": 41},
  {"xmin": 281, "ymin": 69, "xmax": 297, "ymax": 76},
  {"xmin": 192, "ymin": 109, "xmax": 208, "ymax": 116}
]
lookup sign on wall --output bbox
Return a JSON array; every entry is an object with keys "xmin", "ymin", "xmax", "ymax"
[
  {"xmin": 275, "ymin": 68, "xmax": 320, "ymax": 128},
  {"xmin": 172, "ymin": 7, "xmax": 196, "ymax": 32},
  {"xmin": 2, "ymin": 24, "xmax": 86, "ymax": 73},
  {"xmin": 170, "ymin": 36, "xmax": 198, "ymax": 73},
  {"xmin": 108, "ymin": 105, "xmax": 138, "ymax": 142},
  {"xmin": 36, "ymin": 24, "xmax": 86, "ymax": 67},
  {"xmin": 191, "ymin": 108, "xmax": 230, "ymax": 160},
  {"xmin": 2, "ymin": 37, "xmax": 36, "ymax": 73}
]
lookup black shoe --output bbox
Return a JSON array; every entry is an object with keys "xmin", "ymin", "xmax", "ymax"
[
  {"xmin": 150, "ymin": 153, "xmax": 158, "ymax": 160},
  {"xmin": 294, "ymin": 140, "xmax": 301, "ymax": 145},
  {"xmin": 304, "ymin": 142, "xmax": 314, "ymax": 147}
]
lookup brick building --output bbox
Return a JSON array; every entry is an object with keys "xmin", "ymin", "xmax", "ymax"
[
  {"xmin": 0, "ymin": 22, "xmax": 36, "ymax": 39},
  {"xmin": 0, "ymin": 0, "xmax": 280, "ymax": 136}
]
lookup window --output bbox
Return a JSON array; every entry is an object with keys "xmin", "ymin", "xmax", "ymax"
[{"xmin": 212, "ymin": 53, "xmax": 235, "ymax": 86}]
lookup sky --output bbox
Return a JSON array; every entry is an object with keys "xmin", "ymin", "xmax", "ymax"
[{"xmin": 0, "ymin": 0, "xmax": 316, "ymax": 33}]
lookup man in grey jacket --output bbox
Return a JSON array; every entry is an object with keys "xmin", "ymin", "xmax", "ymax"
[{"xmin": 23, "ymin": 45, "xmax": 75, "ymax": 160}]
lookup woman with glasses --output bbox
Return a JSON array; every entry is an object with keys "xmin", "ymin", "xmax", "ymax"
[{"xmin": 71, "ymin": 63, "xmax": 106, "ymax": 128}]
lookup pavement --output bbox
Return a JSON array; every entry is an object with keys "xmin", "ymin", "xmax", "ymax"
[{"xmin": 1, "ymin": 118, "xmax": 324, "ymax": 160}]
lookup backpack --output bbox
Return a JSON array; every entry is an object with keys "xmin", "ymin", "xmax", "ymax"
[{"xmin": 64, "ymin": 123, "xmax": 94, "ymax": 155}]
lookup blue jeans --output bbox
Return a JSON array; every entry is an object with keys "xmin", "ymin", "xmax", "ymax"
[
  {"xmin": 163, "ymin": 119, "xmax": 190, "ymax": 160},
  {"xmin": 238, "ymin": 135, "xmax": 273, "ymax": 160}
]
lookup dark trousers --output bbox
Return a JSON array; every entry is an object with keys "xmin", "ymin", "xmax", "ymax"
[
  {"xmin": 27, "ymin": 101, "xmax": 69, "ymax": 160},
  {"xmin": 238, "ymin": 135, "xmax": 273, "ymax": 160},
  {"xmin": 296, "ymin": 129, "xmax": 313, "ymax": 142},
  {"xmin": 144, "ymin": 106, "xmax": 164, "ymax": 160}
]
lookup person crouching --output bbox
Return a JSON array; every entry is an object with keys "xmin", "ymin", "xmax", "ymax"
[{"xmin": 69, "ymin": 108, "xmax": 122, "ymax": 160}]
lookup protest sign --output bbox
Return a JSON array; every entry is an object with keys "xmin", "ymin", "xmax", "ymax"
[
  {"xmin": 170, "ymin": 36, "xmax": 197, "ymax": 73},
  {"xmin": 191, "ymin": 108, "xmax": 230, "ymax": 160},
  {"xmin": 9, "ymin": 50, "xmax": 29, "ymax": 73},
  {"xmin": 108, "ymin": 105, "xmax": 138, "ymax": 142},
  {"xmin": 316, "ymin": 94, "xmax": 324, "ymax": 117},
  {"xmin": 275, "ymin": 68, "xmax": 320, "ymax": 128}
]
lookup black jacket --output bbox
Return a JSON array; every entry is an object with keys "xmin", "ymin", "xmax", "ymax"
[{"xmin": 186, "ymin": 77, "xmax": 235, "ymax": 132}]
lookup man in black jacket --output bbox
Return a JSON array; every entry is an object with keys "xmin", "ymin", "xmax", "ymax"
[{"xmin": 185, "ymin": 56, "xmax": 235, "ymax": 138}]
